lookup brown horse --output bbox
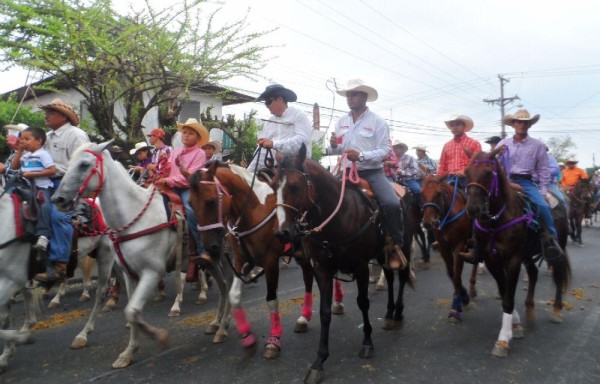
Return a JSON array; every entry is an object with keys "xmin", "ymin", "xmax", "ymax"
[
  {"xmin": 567, "ymin": 178, "xmax": 594, "ymax": 245},
  {"xmin": 274, "ymin": 145, "xmax": 413, "ymax": 384},
  {"xmin": 188, "ymin": 161, "xmax": 317, "ymax": 359},
  {"xmin": 421, "ymin": 175, "xmax": 478, "ymax": 322},
  {"xmin": 464, "ymin": 148, "xmax": 571, "ymax": 358}
]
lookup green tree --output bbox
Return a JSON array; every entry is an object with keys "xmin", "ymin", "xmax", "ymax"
[
  {"xmin": 0, "ymin": 0, "xmax": 271, "ymax": 146},
  {"xmin": 545, "ymin": 135, "xmax": 577, "ymax": 162},
  {"xmin": 0, "ymin": 96, "xmax": 45, "ymax": 161}
]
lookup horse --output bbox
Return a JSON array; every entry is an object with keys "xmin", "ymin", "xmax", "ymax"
[
  {"xmin": 420, "ymin": 175, "xmax": 479, "ymax": 322},
  {"xmin": 464, "ymin": 148, "xmax": 571, "ymax": 358},
  {"xmin": 566, "ymin": 178, "xmax": 594, "ymax": 245},
  {"xmin": 273, "ymin": 145, "xmax": 413, "ymax": 384},
  {"xmin": 51, "ymin": 141, "xmax": 229, "ymax": 368},
  {"xmin": 187, "ymin": 160, "xmax": 318, "ymax": 359},
  {"xmin": 48, "ymin": 255, "xmax": 96, "ymax": 308}
]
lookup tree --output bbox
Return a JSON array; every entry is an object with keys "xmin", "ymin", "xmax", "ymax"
[
  {"xmin": 0, "ymin": 0, "xmax": 271, "ymax": 146},
  {"xmin": 202, "ymin": 109, "xmax": 259, "ymax": 164},
  {"xmin": 545, "ymin": 135, "xmax": 577, "ymax": 162},
  {"xmin": 0, "ymin": 96, "xmax": 45, "ymax": 161}
]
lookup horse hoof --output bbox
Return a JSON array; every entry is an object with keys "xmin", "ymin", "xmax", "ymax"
[
  {"xmin": 294, "ymin": 322, "xmax": 308, "ymax": 333},
  {"xmin": 491, "ymin": 341, "xmax": 509, "ymax": 358},
  {"xmin": 48, "ymin": 301, "xmax": 60, "ymax": 309},
  {"xmin": 332, "ymin": 302, "xmax": 344, "ymax": 315},
  {"xmin": 526, "ymin": 309, "xmax": 536, "ymax": 324},
  {"xmin": 102, "ymin": 299, "xmax": 117, "ymax": 312},
  {"xmin": 212, "ymin": 331, "xmax": 227, "ymax": 344},
  {"xmin": 168, "ymin": 309, "xmax": 181, "ymax": 317},
  {"xmin": 70, "ymin": 335, "xmax": 88, "ymax": 349},
  {"xmin": 359, "ymin": 345, "xmax": 374, "ymax": 359},
  {"xmin": 263, "ymin": 344, "xmax": 281, "ymax": 360},
  {"xmin": 194, "ymin": 297, "xmax": 207, "ymax": 305},
  {"xmin": 469, "ymin": 288, "xmax": 477, "ymax": 299},
  {"xmin": 304, "ymin": 368, "xmax": 324, "ymax": 384},
  {"xmin": 381, "ymin": 319, "xmax": 396, "ymax": 330},
  {"xmin": 153, "ymin": 294, "xmax": 166, "ymax": 302},
  {"xmin": 448, "ymin": 310, "xmax": 462, "ymax": 323},
  {"xmin": 79, "ymin": 293, "xmax": 90, "ymax": 302},
  {"xmin": 375, "ymin": 283, "xmax": 385, "ymax": 291},
  {"xmin": 512, "ymin": 324, "xmax": 524, "ymax": 339},
  {"xmin": 112, "ymin": 355, "xmax": 133, "ymax": 369},
  {"xmin": 241, "ymin": 333, "xmax": 258, "ymax": 357},
  {"xmin": 550, "ymin": 311, "xmax": 563, "ymax": 324},
  {"xmin": 205, "ymin": 324, "xmax": 219, "ymax": 335},
  {"xmin": 156, "ymin": 329, "xmax": 169, "ymax": 348}
]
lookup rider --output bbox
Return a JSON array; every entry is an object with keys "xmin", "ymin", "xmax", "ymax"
[
  {"xmin": 327, "ymin": 79, "xmax": 406, "ymax": 270},
  {"xmin": 392, "ymin": 141, "xmax": 421, "ymax": 197},
  {"xmin": 560, "ymin": 159, "xmax": 588, "ymax": 191},
  {"xmin": 36, "ymin": 99, "xmax": 90, "ymax": 284},
  {"xmin": 437, "ymin": 114, "xmax": 482, "ymax": 190},
  {"xmin": 413, "ymin": 144, "xmax": 437, "ymax": 185},
  {"xmin": 146, "ymin": 128, "xmax": 172, "ymax": 180},
  {"xmin": 248, "ymin": 84, "xmax": 312, "ymax": 171},
  {"xmin": 202, "ymin": 139, "xmax": 222, "ymax": 161},
  {"xmin": 493, "ymin": 109, "xmax": 565, "ymax": 262},
  {"xmin": 155, "ymin": 118, "xmax": 210, "ymax": 267}
]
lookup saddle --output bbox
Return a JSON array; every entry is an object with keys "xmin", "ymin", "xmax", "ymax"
[{"xmin": 156, "ymin": 184, "xmax": 185, "ymax": 221}]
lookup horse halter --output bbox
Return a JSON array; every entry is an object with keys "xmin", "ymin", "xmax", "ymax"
[
  {"xmin": 196, "ymin": 176, "xmax": 231, "ymax": 232},
  {"xmin": 276, "ymin": 167, "xmax": 316, "ymax": 219},
  {"xmin": 421, "ymin": 177, "xmax": 465, "ymax": 229},
  {"xmin": 77, "ymin": 150, "xmax": 105, "ymax": 200},
  {"xmin": 466, "ymin": 159, "xmax": 500, "ymax": 198}
]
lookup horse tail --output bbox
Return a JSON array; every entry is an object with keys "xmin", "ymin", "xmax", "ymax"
[{"xmin": 550, "ymin": 250, "xmax": 572, "ymax": 294}]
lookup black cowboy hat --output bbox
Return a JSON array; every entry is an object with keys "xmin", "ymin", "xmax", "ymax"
[
  {"xmin": 256, "ymin": 84, "xmax": 297, "ymax": 103},
  {"xmin": 485, "ymin": 136, "xmax": 502, "ymax": 145}
]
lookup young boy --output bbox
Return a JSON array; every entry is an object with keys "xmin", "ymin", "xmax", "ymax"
[{"xmin": 11, "ymin": 126, "xmax": 57, "ymax": 251}]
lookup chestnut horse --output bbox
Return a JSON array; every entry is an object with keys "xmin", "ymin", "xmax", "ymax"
[
  {"xmin": 188, "ymin": 161, "xmax": 318, "ymax": 359},
  {"xmin": 464, "ymin": 149, "xmax": 571, "ymax": 358},
  {"xmin": 567, "ymin": 178, "xmax": 594, "ymax": 245},
  {"xmin": 421, "ymin": 175, "xmax": 478, "ymax": 322},
  {"xmin": 274, "ymin": 145, "xmax": 413, "ymax": 384}
]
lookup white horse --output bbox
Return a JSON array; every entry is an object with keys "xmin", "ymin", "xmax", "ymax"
[{"xmin": 52, "ymin": 142, "xmax": 230, "ymax": 368}]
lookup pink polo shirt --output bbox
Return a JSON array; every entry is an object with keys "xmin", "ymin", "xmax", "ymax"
[{"xmin": 165, "ymin": 145, "xmax": 206, "ymax": 188}]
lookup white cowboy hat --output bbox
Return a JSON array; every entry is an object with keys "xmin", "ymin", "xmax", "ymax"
[
  {"xmin": 392, "ymin": 139, "xmax": 408, "ymax": 150},
  {"xmin": 177, "ymin": 118, "xmax": 210, "ymax": 147},
  {"xmin": 38, "ymin": 98, "xmax": 80, "ymax": 126},
  {"xmin": 413, "ymin": 144, "xmax": 427, "ymax": 152},
  {"xmin": 502, "ymin": 109, "xmax": 540, "ymax": 127},
  {"xmin": 203, "ymin": 139, "xmax": 222, "ymax": 153},
  {"xmin": 129, "ymin": 142, "xmax": 152, "ymax": 156},
  {"xmin": 444, "ymin": 114, "xmax": 474, "ymax": 132},
  {"xmin": 3, "ymin": 123, "xmax": 28, "ymax": 136},
  {"xmin": 336, "ymin": 79, "xmax": 378, "ymax": 102}
]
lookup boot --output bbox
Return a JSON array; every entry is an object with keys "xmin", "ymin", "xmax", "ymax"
[
  {"xmin": 34, "ymin": 260, "xmax": 67, "ymax": 286},
  {"xmin": 542, "ymin": 236, "xmax": 565, "ymax": 264}
]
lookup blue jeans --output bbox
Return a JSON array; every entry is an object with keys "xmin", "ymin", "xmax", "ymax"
[
  {"xmin": 401, "ymin": 179, "xmax": 421, "ymax": 197},
  {"xmin": 174, "ymin": 188, "xmax": 205, "ymax": 255},
  {"xmin": 36, "ymin": 187, "xmax": 52, "ymax": 238},
  {"xmin": 511, "ymin": 178, "xmax": 558, "ymax": 238},
  {"xmin": 49, "ymin": 179, "xmax": 73, "ymax": 263}
]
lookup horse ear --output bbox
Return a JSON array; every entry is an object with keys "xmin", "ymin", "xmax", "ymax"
[
  {"xmin": 463, "ymin": 147, "xmax": 473, "ymax": 159},
  {"xmin": 206, "ymin": 159, "xmax": 219, "ymax": 178},
  {"xmin": 296, "ymin": 143, "xmax": 307, "ymax": 167},
  {"xmin": 93, "ymin": 139, "xmax": 115, "ymax": 154}
]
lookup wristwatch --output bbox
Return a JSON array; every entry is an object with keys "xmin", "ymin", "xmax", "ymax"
[{"xmin": 358, "ymin": 152, "xmax": 365, "ymax": 162}]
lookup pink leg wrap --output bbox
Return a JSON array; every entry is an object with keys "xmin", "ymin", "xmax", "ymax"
[
  {"xmin": 334, "ymin": 280, "xmax": 344, "ymax": 302},
  {"xmin": 270, "ymin": 312, "xmax": 282, "ymax": 337},
  {"xmin": 233, "ymin": 308, "xmax": 251, "ymax": 336},
  {"xmin": 301, "ymin": 292, "xmax": 313, "ymax": 320}
]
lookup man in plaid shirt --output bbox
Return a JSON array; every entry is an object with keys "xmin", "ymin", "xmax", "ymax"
[
  {"xmin": 437, "ymin": 114, "xmax": 482, "ymax": 189},
  {"xmin": 393, "ymin": 141, "xmax": 421, "ymax": 196}
]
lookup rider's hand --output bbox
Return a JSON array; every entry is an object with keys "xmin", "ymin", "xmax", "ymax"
[
  {"xmin": 345, "ymin": 149, "xmax": 360, "ymax": 162},
  {"xmin": 330, "ymin": 133, "xmax": 338, "ymax": 148},
  {"xmin": 455, "ymin": 169, "xmax": 466, "ymax": 178},
  {"xmin": 258, "ymin": 138, "xmax": 274, "ymax": 149}
]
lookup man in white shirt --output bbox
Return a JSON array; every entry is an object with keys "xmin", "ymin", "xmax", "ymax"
[
  {"xmin": 248, "ymin": 84, "xmax": 312, "ymax": 171},
  {"xmin": 36, "ymin": 98, "xmax": 90, "ymax": 284},
  {"xmin": 328, "ymin": 79, "xmax": 406, "ymax": 270}
]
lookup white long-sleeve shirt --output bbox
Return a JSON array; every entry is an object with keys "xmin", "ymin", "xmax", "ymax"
[
  {"xmin": 328, "ymin": 108, "xmax": 391, "ymax": 170},
  {"xmin": 44, "ymin": 122, "xmax": 90, "ymax": 177}
]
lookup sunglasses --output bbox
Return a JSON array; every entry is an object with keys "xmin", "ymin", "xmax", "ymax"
[
  {"xmin": 346, "ymin": 91, "xmax": 364, "ymax": 98},
  {"xmin": 265, "ymin": 97, "xmax": 278, "ymax": 106}
]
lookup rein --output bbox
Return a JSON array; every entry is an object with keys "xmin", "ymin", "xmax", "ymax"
[{"xmin": 422, "ymin": 177, "xmax": 466, "ymax": 230}]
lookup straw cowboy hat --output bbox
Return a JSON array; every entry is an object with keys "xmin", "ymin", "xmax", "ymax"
[
  {"xmin": 38, "ymin": 98, "xmax": 80, "ymax": 126},
  {"xmin": 502, "ymin": 109, "xmax": 540, "ymax": 127},
  {"xmin": 256, "ymin": 84, "xmax": 297, "ymax": 103},
  {"xmin": 336, "ymin": 79, "xmax": 379, "ymax": 102},
  {"xmin": 177, "ymin": 118, "xmax": 210, "ymax": 147},
  {"xmin": 129, "ymin": 142, "xmax": 152, "ymax": 156},
  {"xmin": 413, "ymin": 144, "xmax": 427, "ymax": 152},
  {"xmin": 203, "ymin": 139, "xmax": 222, "ymax": 153},
  {"xmin": 565, "ymin": 159, "xmax": 579, "ymax": 164},
  {"xmin": 3, "ymin": 123, "xmax": 28, "ymax": 136},
  {"xmin": 444, "ymin": 114, "xmax": 474, "ymax": 132},
  {"xmin": 392, "ymin": 139, "xmax": 408, "ymax": 151}
]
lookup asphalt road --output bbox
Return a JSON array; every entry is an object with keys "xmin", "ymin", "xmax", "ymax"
[{"xmin": 3, "ymin": 225, "xmax": 600, "ymax": 384}]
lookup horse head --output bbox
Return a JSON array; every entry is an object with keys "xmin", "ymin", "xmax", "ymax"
[
  {"xmin": 464, "ymin": 146, "xmax": 505, "ymax": 219},
  {"xmin": 52, "ymin": 141, "xmax": 113, "ymax": 211},
  {"xmin": 188, "ymin": 161, "xmax": 232, "ymax": 258},
  {"xmin": 273, "ymin": 143, "xmax": 315, "ymax": 244},
  {"xmin": 420, "ymin": 174, "xmax": 447, "ymax": 229}
]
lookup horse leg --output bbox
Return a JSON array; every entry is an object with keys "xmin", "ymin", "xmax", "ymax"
[
  {"xmin": 523, "ymin": 261, "xmax": 538, "ymax": 324},
  {"xmin": 332, "ymin": 279, "xmax": 344, "ymax": 315},
  {"xmin": 207, "ymin": 260, "xmax": 230, "ymax": 343},
  {"xmin": 304, "ymin": 267, "xmax": 333, "ymax": 384},
  {"xmin": 382, "ymin": 268, "xmax": 396, "ymax": 330},
  {"xmin": 375, "ymin": 268, "xmax": 386, "ymax": 291},
  {"xmin": 0, "ymin": 305, "xmax": 16, "ymax": 374},
  {"xmin": 394, "ymin": 267, "xmax": 409, "ymax": 326},
  {"xmin": 168, "ymin": 273, "xmax": 185, "ymax": 317},
  {"xmin": 468, "ymin": 263, "xmax": 478, "ymax": 298},
  {"xmin": 103, "ymin": 268, "xmax": 122, "ymax": 312},
  {"xmin": 294, "ymin": 257, "xmax": 314, "ymax": 333},
  {"xmin": 79, "ymin": 255, "xmax": 95, "ymax": 302},
  {"xmin": 229, "ymin": 277, "xmax": 256, "ymax": 356},
  {"xmin": 169, "ymin": 221, "xmax": 185, "ymax": 316},
  {"xmin": 492, "ymin": 261, "xmax": 520, "ymax": 358},
  {"xmin": 195, "ymin": 269, "xmax": 209, "ymax": 305},
  {"xmin": 48, "ymin": 281, "xmax": 67, "ymax": 309},
  {"xmin": 356, "ymin": 262, "xmax": 374, "ymax": 359}
]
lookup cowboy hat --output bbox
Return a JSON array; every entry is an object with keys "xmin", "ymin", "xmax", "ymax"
[
  {"xmin": 177, "ymin": 118, "xmax": 210, "ymax": 147},
  {"xmin": 336, "ymin": 79, "xmax": 378, "ymax": 102},
  {"xmin": 38, "ymin": 98, "xmax": 80, "ymax": 126},
  {"xmin": 392, "ymin": 139, "xmax": 408, "ymax": 150},
  {"xmin": 129, "ymin": 142, "xmax": 152, "ymax": 156},
  {"xmin": 256, "ymin": 84, "xmax": 297, "ymax": 103},
  {"xmin": 502, "ymin": 109, "xmax": 540, "ymax": 127},
  {"xmin": 3, "ymin": 123, "xmax": 28, "ymax": 136},
  {"xmin": 413, "ymin": 144, "xmax": 427, "ymax": 152},
  {"xmin": 565, "ymin": 159, "xmax": 579, "ymax": 164},
  {"xmin": 484, "ymin": 136, "xmax": 502, "ymax": 145},
  {"xmin": 203, "ymin": 139, "xmax": 222, "ymax": 153},
  {"xmin": 146, "ymin": 128, "xmax": 166, "ymax": 139},
  {"xmin": 444, "ymin": 114, "xmax": 474, "ymax": 132}
]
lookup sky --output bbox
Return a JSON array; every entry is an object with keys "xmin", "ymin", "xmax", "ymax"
[{"xmin": 1, "ymin": 0, "xmax": 599, "ymax": 168}]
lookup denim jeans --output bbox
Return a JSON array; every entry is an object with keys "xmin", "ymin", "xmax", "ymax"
[
  {"xmin": 174, "ymin": 188, "xmax": 205, "ymax": 254},
  {"xmin": 511, "ymin": 178, "xmax": 558, "ymax": 238},
  {"xmin": 49, "ymin": 179, "xmax": 73, "ymax": 263}
]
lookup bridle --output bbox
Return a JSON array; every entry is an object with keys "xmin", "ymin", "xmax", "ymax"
[
  {"xmin": 466, "ymin": 158, "xmax": 503, "ymax": 220},
  {"xmin": 421, "ymin": 177, "xmax": 466, "ymax": 230},
  {"xmin": 77, "ymin": 150, "xmax": 105, "ymax": 200},
  {"xmin": 196, "ymin": 176, "xmax": 231, "ymax": 232}
]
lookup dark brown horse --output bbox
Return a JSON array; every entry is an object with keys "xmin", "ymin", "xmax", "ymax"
[
  {"xmin": 188, "ymin": 161, "xmax": 317, "ymax": 359},
  {"xmin": 567, "ymin": 178, "xmax": 594, "ymax": 245},
  {"xmin": 274, "ymin": 145, "xmax": 413, "ymax": 384},
  {"xmin": 421, "ymin": 174, "xmax": 478, "ymax": 322},
  {"xmin": 464, "ymin": 148, "xmax": 571, "ymax": 358}
]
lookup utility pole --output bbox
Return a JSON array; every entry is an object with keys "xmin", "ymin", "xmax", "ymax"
[{"xmin": 483, "ymin": 75, "xmax": 520, "ymax": 138}]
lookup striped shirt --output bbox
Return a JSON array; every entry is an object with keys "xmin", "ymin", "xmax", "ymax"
[
  {"xmin": 437, "ymin": 134, "xmax": 481, "ymax": 175},
  {"xmin": 20, "ymin": 148, "xmax": 54, "ymax": 188},
  {"xmin": 497, "ymin": 135, "xmax": 550, "ymax": 194}
]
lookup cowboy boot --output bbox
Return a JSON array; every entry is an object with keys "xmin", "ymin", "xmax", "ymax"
[
  {"xmin": 542, "ymin": 234, "xmax": 565, "ymax": 264},
  {"xmin": 34, "ymin": 260, "xmax": 67, "ymax": 287}
]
